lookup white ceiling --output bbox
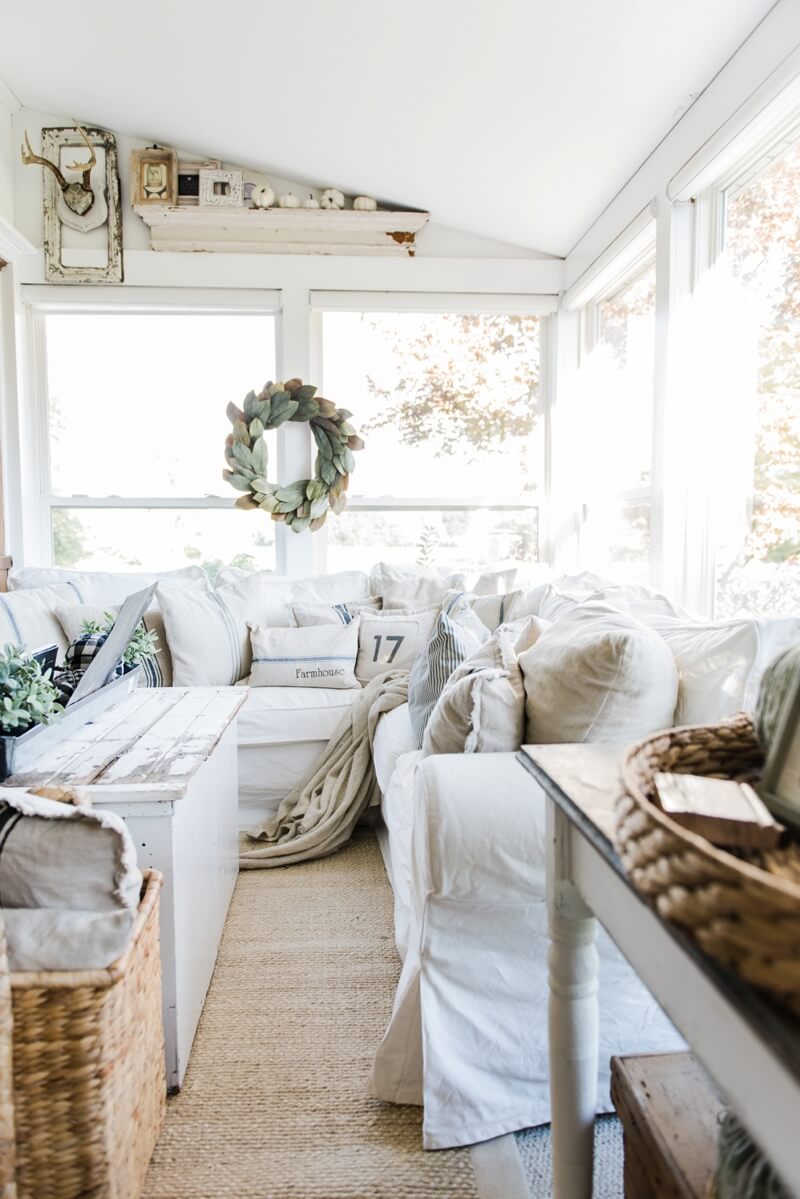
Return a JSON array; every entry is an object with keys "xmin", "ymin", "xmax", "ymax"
[{"xmin": 0, "ymin": 0, "xmax": 776, "ymax": 255}]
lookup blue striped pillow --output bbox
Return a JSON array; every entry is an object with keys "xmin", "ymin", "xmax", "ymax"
[{"xmin": 408, "ymin": 610, "xmax": 487, "ymax": 749}]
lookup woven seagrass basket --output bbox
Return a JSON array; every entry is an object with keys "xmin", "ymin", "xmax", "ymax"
[
  {"xmin": 617, "ymin": 714, "xmax": 800, "ymax": 1016},
  {"xmin": 9, "ymin": 869, "xmax": 166, "ymax": 1199}
]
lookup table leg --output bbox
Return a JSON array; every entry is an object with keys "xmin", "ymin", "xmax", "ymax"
[{"xmin": 546, "ymin": 799, "xmax": 599, "ymax": 1199}]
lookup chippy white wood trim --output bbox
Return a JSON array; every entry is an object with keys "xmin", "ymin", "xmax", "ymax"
[
  {"xmin": 310, "ymin": 290, "xmax": 558, "ymax": 315},
  {"xmin": 0, "ymin": 214, "xmax": 36, "ymax": 264},
  {"xmin": 133, "ymin": 205, "xmax": 430, "ymax": 257}
]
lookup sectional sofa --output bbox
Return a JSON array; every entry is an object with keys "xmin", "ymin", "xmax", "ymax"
[{"xmin": 3, "ymin": 561, "xmax": 798, "ymax": 1150}]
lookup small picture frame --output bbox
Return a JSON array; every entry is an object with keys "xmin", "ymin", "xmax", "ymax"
[
  {"xmin": 131, "ymin": 148, "xmax": 178, "ymax": 206},
  {"xmin": 760, "ymin": 668, "xmax": 800, "ymax": 831},
  {"xmin": 199, "ymin": 168, "xmax": 244, "ymax": 207},
  {"xmin": 177, "ymin": 159, "xmax": 221, "ymax": 206}
]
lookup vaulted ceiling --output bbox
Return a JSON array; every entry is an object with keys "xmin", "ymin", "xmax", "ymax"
[{"xmin": 0, "ymin": 0, "xmax": 776, "ymax": 255}]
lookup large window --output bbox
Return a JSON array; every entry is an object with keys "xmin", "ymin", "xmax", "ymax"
[
  {"xmin": 37, "ymin": 308, "xmax": 278, "ymax": 578},
  {"xmin": 711, "ymin": 136, "xmax": 800, "ymax": 617},
  {"xmin": 318, "ymin": 307, "xmax": 543, "ymax": 576},
  {"xmin": 575, "ymin": 254, "xmax": 656, "ymax": 583}
]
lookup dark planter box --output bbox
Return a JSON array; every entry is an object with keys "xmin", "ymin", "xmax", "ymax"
[{"xmin": 0, "ymin": 668, "xmax": 141, "ymax": 782}]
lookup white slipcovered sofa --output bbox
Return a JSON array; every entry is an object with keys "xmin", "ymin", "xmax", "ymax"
[{"xmin": 4, "ymin": 561, "xmax": 799, "ymax": 1151}]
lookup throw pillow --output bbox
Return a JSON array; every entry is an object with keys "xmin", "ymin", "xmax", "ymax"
[
  {"xmin": 443, "ymin": 588, "xmax": 528, "ymax": 632},
  {"xmin": 355, "ymin": 607, "xmax": 439, "ymax": 683},
  {"xmin": 520, "ymin": 603, "xmax": 679, "ymax": 744},
  {"xmin": 422, "ymin": 616, "xmax": 548, "ymax": 756},
  {"xmin": 0, "ymin": 584, "xmax": 82, "ymax": 662},
  {"xmin": 7, "ymin": 565, "xmax": 207, "ymax": 605},
  {"xmin": 249, "ymin": 621, "xmax": 360, "ymax": 688},
  {"xmin": 648, "ymin": 613, "xmax": 800, "ymax": 724},
  {"xmin": 369, "ymin": 562, "xmax": 467, "ymax": 610},
  {"xmin": 407, "ymin": 608, "xmax": 489, "ymax": 748},
  {"xmin": 470, "ymin": 566, "xmax": 519, "ymax": 596},
  {"xmin": 56, "ymin": 603, "xmax": 170, "ymax": 686},
  {"xmin": 157, "ymin": 581, "xmax": 253, "ymax": 686},
  {"xmin": 291, "ymin": 598, "xmax": 382, "ymax": 626}
]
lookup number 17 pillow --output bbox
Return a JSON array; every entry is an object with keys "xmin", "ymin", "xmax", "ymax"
[{"xmin": 353, "ymin": 607, "xmax": 438, "ymax": 682}]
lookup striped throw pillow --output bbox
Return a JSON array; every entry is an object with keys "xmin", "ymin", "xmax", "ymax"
[{"xmin": 407, "ymin": 608, "xmax": 488, "ymax": 749}]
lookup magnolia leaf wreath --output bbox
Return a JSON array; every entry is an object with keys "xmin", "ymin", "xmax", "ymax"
[{"xmin": 223, "ymin": 378, "xmax": 364, "ymax": 533}]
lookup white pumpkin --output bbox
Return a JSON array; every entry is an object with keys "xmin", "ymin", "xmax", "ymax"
[
  {"xmin": 251, "ymin": 184, "xmax": 275, "ymax": 209},
  {"xmin": 302, "ymin": 193, "xmax": 320, "ymax": 209},
  {"xmin": 353, "ymin": 195, "xmax": 377, "ymax": 211},
  {"xmin": 277, "ymin": 192, "xmax": 299, "ymax": 208},
  {"xmin": 320, "ymin": 187, "xmax": 345, "ymax": 210}
]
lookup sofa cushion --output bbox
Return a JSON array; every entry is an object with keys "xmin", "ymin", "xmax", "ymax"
[
  {"xmin": 8, "ymin": 565, "xmax": 207, "ymax": 605},
  {"xmin": 235, "ymin": 685, "xmax": 360, "ymax": 830},
  {"xmin": 649, "ymin": 614, "xmax": 800, "ymax": 724},
  {"xmin": 372, "ymin": 704, "xmax": 417, "ymax": 797},
  {"xmin": 520, "ymin": 603, "xmax": 679, "ymax": 743},
  {"xmin": 422, "ymin": 616, "xmax": 546, "ymax": 756},
  {"xmin": 356, "ymin": 607, "xmax": 439, "ymax": 683},
  {"xmin": 0, "ymin": 584, "xmax": 81, "ymax": 661},
  {"xmin": 370, "ymin": 562, "xmax": 466, "ymax": 610},
  {"xmin": 249, "ymin": 621, "xmax": 361, "ymax": 689},
  {"xmin": 216, "ymin": 567, "xmax": 371, "ymax": 603}
]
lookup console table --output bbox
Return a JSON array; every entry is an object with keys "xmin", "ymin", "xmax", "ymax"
[
  {"xmin": 7, "ymin": 686, "xmax": 246, "ymax": 1090},
  {"xmin": 518, "ymin": 743, "xmax": 800, "ymax": 1199}
]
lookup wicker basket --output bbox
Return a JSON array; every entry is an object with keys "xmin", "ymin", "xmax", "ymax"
[
  {"xmin": 0, "ymin": 916, "xmax": 16, "ymax": 1199},
  {"xmin": 9, "ymin": 869, "xmax": 166, "ymax": 1199},
  {"xmin": 617, "ymin": 714, "xmax": 800, "ymax": 1016}
]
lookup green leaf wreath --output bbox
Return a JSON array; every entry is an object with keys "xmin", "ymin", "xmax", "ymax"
[{"xmin": 223, "ymin": 378, "xmax": 365, "ymax": 534}]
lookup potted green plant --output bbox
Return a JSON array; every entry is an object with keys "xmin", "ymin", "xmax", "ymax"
[{"xmin": 0, "ymin": 644, "xmax": 63, "ymax": 777}]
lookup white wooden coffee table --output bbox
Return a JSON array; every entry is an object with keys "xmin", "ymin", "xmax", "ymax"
[{"xmin": 7, "ymin": 686, "xmax": 246, "ymax": 1090}]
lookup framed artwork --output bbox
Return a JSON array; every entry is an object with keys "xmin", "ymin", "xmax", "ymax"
[
  {"xmin": 760, "ymin": 663, "xmax": 800, "ymax": 832},
  {"xmin": 177, "ymin": 159, "xmax": 221, "ymax": 206},
  {"xmin": 199, "ymin": 169, "xmax": 244, "ymax": 207},
  {"xmin": 131, "ymin": 148, "xmax": 178, "ymax": 205},
  {"xmin": 40, "ymin": 126, "xmax": 123, "ymax": 284}
]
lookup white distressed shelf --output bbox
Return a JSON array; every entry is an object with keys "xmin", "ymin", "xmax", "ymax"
[{"xmin": 133, "ymin": 204, "xmax": 430, "ymax": 256}]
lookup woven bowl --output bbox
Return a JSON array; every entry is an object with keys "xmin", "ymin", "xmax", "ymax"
[{"xmin": 617, "ymin": 714, "xmax": 800, "ymax": 1016}]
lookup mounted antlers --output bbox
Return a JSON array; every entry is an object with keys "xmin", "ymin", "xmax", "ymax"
[{"xmin": 21, "ymin": 122, "xmax": 97, "ymax": 217}]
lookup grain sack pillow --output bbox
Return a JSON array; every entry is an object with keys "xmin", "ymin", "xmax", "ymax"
[
  {"xmin": 356, "ymin": 607, "xmax": 439, "ymax": 683},
  {"xmin": 442, "ymin": 588, "xmax": 529, "ymax": 633},
  {"xmin": 249, "ymin": 620, "xmax": 360, "ymax": 688},
  {"xmin": 157, "ymin": 581, "xmax": 253, "ymax": 686},
  {"xmin": 408, "ymin": 606, "xmax": 490, "ymax": 748},
  {"xmin": 0, "ymin": 786, "xmax": 142, "ymax": 971},
  {"xmin": 520, "ymin": 603, "xmax": 679, "ymax": 744},
  {"xmin": 56, "ymin": 603, "xmax": 171, "ymax": 686},
  {"xmin": 0, "ymin": 584, "xmax": 82, "ymax": 662},
  {"xmin": 370, "ymin": 562, "xmax": 466, "ymax": 610},
  {"xmin": 291, "ymin": 597, "xmax": 382, "ymax": 626},
  {"xmin": 422, "ymin": 616, "xmax": 548, "ymax": 755}
]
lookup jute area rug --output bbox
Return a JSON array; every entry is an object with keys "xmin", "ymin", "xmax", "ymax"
[{"xmin": 143, "ymin": 828, "xmax": 479, "ymax": 1199}]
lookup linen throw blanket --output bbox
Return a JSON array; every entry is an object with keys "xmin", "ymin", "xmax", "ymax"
[{"xmin": 239, "ymin": 669, "xmax": 409, "ymax": 868}]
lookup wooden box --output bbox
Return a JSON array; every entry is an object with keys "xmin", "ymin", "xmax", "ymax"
[{"xmin": 610, "ymin": 1052, "xmax": 725, "ymax": 1199}]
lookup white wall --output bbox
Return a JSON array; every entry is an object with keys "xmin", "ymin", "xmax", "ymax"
[{"xmin": 0, "ymin": 82, "xmax": 17, "ymax": 226}]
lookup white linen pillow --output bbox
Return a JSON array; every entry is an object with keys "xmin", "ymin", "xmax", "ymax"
[
  {"xmin": 470, "ymin": 566, "xmax": 519, "ymax": 596},
  {"xmin": 520, "ymin": 603, "xmax": 679, "ymax": 744},
  {"xmin": 291, "ymin": 598, "xmax": 382, "ymax": 626},
  {"xmin": 648, "ymin": 614, "xmax": 800, "ymax": 724},
  {"xmin": 422, "ymin": 616, "xmax": 548, "ymax": 755},
  {"xmin": 215, "ymin": 567, "xmax": 371, "ymax": 603},
  {"xmin": 249, "ymin": 621, "xmax": 360, "ymax": 689},
  {"xmin": 356, "ymin": 607, "xmax": 439, "ymax": 682},
  {"xmin": 56, "ymin": 602, "xmax": 174, "ymax": 687},
  {"xmin": 157, "ymin": 581, "xmax": 253, "ymax": 686},
  {"xmin": 0, "ymin": 584, "xmax": 81, "ymax": 661},
  {"xmin": 369, "ymin": 562, "xmax": 466, "ymax": 610},
  {"xmin": 443, "ymin": 588, "xmax": 528, "ymax": 632},
  {"xmin": 8, "ymin": 565, "xmax": 207, "ymax": 605}
]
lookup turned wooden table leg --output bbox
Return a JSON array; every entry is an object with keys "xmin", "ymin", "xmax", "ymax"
[{"xmin": 546, "ymin": 799, "xmax": 599, "ymax": 1199}]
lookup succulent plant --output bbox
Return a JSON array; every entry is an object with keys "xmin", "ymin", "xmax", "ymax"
[
  {"xmin": 0, "ymin": 644, "xmax": 63, "ymax": 735},
  {"xmin": 80, "ymin": 613, "xmax": 159, "ymax": 667},
  {"xmin": 222, "ymin": 378, "xmax": 365, "ymax": 533}
]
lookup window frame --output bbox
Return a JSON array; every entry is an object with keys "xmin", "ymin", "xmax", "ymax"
[
  {"xmin": 310, "ymin": 292, "xmax": 554, "ymax": 571},
  {"xmin": 22, "ymin": 289, "xmax": 281, "ymax": 570}
]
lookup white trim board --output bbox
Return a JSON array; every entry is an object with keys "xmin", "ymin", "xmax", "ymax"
[
  {"xmin": 0, "ymin": 214, "xmax": 36, "ymax": 264},
  {"xmin": 16, "ymin": 247, "xmax": 565, "ymax": 296}
]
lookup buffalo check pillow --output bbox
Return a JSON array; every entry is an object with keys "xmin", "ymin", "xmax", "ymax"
[
  {"xmin": 248, "ymin": 620, "xmax": 361, "ymax": 689},
  {"xmin": 355, "ymin": 607, "xmax": 439, "ymax": 683}
]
